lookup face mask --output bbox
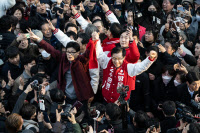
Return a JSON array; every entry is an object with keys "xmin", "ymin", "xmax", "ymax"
[
  {"xmin": 196, "ymin": 15, "xmax": 200, "ymax": 22},
  {"xmin": 149, "ymin": 11, "xmax": 156, "ymax": 16},
  {"xmin": 162, "ymin": 75, "xmax": 172, "ymax": 85},
  {"xmin": 174, "ymin": 79, "xmax": 181, "ymax": 86}
]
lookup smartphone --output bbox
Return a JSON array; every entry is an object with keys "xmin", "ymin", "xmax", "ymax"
[
  {"xmin": 177, "ymin": 6, "xmax": 185, "ymax": 12},
  {"xmin": 53, "ymin": 7, "xmax": 63, "ymax": 14},
  {"xmin": 24, "ymin": 33, "xmax": 30, "ymax": 39},
  {"xmin": 39, "ymin": 99, "xmax": 45, "ymax": 111},
  {"xmin": 72, "ymin": 101, "xmax": 83, "ymax": 111}
]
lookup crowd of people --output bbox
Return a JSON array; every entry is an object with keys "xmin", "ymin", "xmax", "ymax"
[{"xmin": 0, "ymin": 0, "xmax": 200, "ymax": 132}]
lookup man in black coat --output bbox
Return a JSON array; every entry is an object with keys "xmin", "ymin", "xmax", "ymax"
[
  {"xmin": 160, "ymin": 101, "xmax": 177, "ymax": 133},
  {"xmin": 105, "ymin": 103, "xmax": 134, "ymax": 133},
  {"xmin": 1, "ymin": 46, "xmax": 23, "ymax": 82},
  {"xmin": 0, "ymin": 15, "xmax": 16, "ymax": 50},
  {"xmin": 129, "ymin": 72, "xmax": 152, "ymax": 117},
  {"xmin": 178, "ymin": 72, "xmax": 200, "ymax": 106}
]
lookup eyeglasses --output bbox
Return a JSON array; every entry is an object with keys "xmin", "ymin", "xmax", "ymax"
[
  {"xmin": 66, "ymin": 51, "xmax": 77, "ymax": 55},
  {"xmin": 112, "ymin": 57, "xmax": 124, "ymax": 61}
]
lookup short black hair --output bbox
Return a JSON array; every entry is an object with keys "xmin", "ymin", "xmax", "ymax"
[
  {"xmin": 146, "ymin": 46, "xmax": 159, "ymax": 55},
  {"xmin": 106, "ymin": 103, "xmax": 121, "ymax": 121},
  {"xmin": 162, "ymin": 65, "xmax": 176, "ymax": 76},
  {"xmin": 40, "ymin": 21, "xmax": 48, "ymax": 30},
  {"xmin": 186, "ymin": 72, "xmax": 200, "ymax": 84},
  {"xmin": 28, "ymin": 16, "xmax": 41, "ymax": 30},
  {"xmin": 20, "ymin": 103, "xmax": 36, "ymax": 120},
  {"xmin": 96, "ymin": 103, "xmax": 106, "ymax": 116},
  {"xmin": 66, "ymin": 31, "xmax": 77, "ymax": 40},
  {"xmin": 65, "ymin": 23, "xmax": 78, "ymax": 32},
  {"xmin": 111, "ymin": 46, "xmax": 126, "ymax": 57},
  {"xmin": 78, "ymin": 33, "xmax": 90, "ymax": 45},
  {"xmin": 30, "ymin": 73, "xmax": 45, "ymax": 84},
  {"xmin": 6, "ymin": 46, "xmax": 19, "ymax": 59},
  {"xmin": 167, "ymin": 0, "xmax": 176, "ymax": 5},
  {"xmin": 10, "ymin": 16, "xmax": 18, "ymax": 29},
  {"xmin": 92, "ymin": 19, "xmax": 104, "ymax": 27},
  {"xmin": 66, "ymin": 41, "xmax": 80, "ymax": 52},
  {"xmin": 50, "ymin": 89, "xmax": 65, "ymax": 104},
  {"xmin": 30, "ymin": 65, "xmax": 38, "ymax": 76},
  {"xmin": 188, "ymin": 123, "xmax": 200, "ymax": 133},
  {"xmin": 110, "ymin": 23, "xmax": 123, "ymax": 38},
  {"xmin": 91, "ymin": 13, "xmax": 102, "ymax": 21},
  {"xmin": 134, "ymin": 110, "xmax": 149, "ymax": 128},
  {"xmin": 21, "ymin": 55, "xmax": 36, "ymax": 66},
  {"xmin": 162, "ymin": 101, "xmax": 176, "ymax": 116},
  {"xmin": 165, "ymin": 38, "xmax": 179, "ymax": 51},
  {"xmin": 0, "ymin": 15, "xmax": 12, "ymax": 32},
  {"xmin": 19, "ymin": 19, "xmax": 29, "ymax": 33},
  {"xmin": 176, "ymin": 71, "xmax": 187, "ymax": 83}
]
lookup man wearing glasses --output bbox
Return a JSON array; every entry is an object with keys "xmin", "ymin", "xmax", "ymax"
[{"xmin": 92, "ymin": 32, "xmax": 158, "ymax": 103}]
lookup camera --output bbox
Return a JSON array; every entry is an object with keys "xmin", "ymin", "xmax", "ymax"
[
  {"xmin": 61, "ymin": 104, "xmax": 72, "ymax": 121},
  {"xmin": 175, "ymin": 101, "xmax": 197, "ymax": 123},
  {"xmin": 117, "ymin": 85, "xmax": 129, "ymax": 104},
  {"xmin": 31, "ymin": 80, "xmax": 42, "ymax": 91},
  {"xmin": 191, "ymin": 100, "xmax": 200, "ymax": 112}
]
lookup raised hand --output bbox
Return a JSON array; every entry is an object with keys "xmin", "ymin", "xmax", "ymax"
[
  {"xmin": 24, "ymin": 82, "xmax": 33, "ymax": 94},
  {"xmin": 46, "ymin": 19, "xmax": 56, "ymax": 31},
  {"xmin": 127, "ymin": 27, "xmax": 133, "ymax": 41},
  {"xmin": 26, "ymin": 28, "xmax": 41, "ymax": 42},
  {"xmin": 7, "ymin": 71, "xmax": 14, "ymax": 87},
  {"xmin": 57, "ymin": 9, "xmax": 64, "ymax": 19},
  {"xmin": 68, "ymin": 112, "xmax": 76, "ymax": 124},
  {"xmin": 149, "ymin": 50, "xmax": 158, "ymax": 60},
  {"xmin": 92, "ymin": 32, "xmax": 99, "ymax": 41},
  {"xmin": 99, "ymin": 0, "xmax": 109, "ymax": 12},
  {"xmin": 16, "ymin": 34, "xmax": 27, "ymax": 43},
  {"xmin": 71, "ymin": 5, "xmax": 78, "ymax": 16},
  {"xmin": 158, "ymin": 44, "xmax": 166, "ymax": 53}
]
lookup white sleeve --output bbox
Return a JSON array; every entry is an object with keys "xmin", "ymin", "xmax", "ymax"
[
  {"xmin": 1, "ymin": 0, "xmax": 16, "ymax": 10},
  {"xmin": 75, "ymin": 13, "xmax": 89, "ymax": 31},
  {"xmin": 53, "ymin": 29, "xmax": 74, "ymax": 47},
  {"xmin": 89, "ymin": 67, "xmax": 100, "ymax": 94},
  {"xmin": 96, "ymin": 40, "xmax": 111, "ymax": 69},
  {"xmin": 105, "ymin": 10, "xmax": 120, "ymax": 24},
  {"xmin": 127, "ymin": 57, "xmax": 154, "ymax": 77}
]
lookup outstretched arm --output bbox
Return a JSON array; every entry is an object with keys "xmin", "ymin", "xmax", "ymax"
[
  {"xmin": 128, "ymin": 51, "xmax": 157, "ymax": 77},
  {"xmin": 71, "ymin": 6, "xmax": 89, "ymax": 31},
  {"xmin": 47, "ymin": 19, "xmax": 74, "ymax": 47},
  {"xmin": 93, "ymin": 32, "xmax": 111, "ymax": 69},
  {"xmin": 27, "ymin": 28, "xmax": 62, "ymax": 61},
  {"xmin": 100, "ymin": 0, "xmax": 119, "ymax": 24},
  {"xmin": 126, "ymin": 27, "xmax": 140, "ymax": 63}
]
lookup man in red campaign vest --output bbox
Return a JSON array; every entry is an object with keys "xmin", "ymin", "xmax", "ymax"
[{"xmin": 92, "ymin": 32, "xmax": 158, "ymax": 103}]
